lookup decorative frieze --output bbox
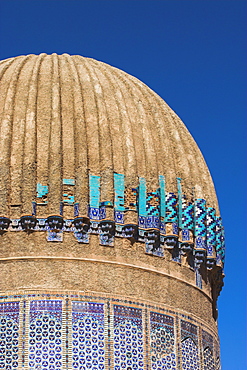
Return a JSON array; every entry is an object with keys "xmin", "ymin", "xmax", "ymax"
[{"xmin": 0, "ymin": 174, "xmax": 225, "ymax": 293}]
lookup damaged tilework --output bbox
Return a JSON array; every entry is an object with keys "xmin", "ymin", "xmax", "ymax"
[
  {"xmin": 146, "ymin": 190, "xmax": 160, "ymax": 229},
  {"xmin": 2, "ymin": 174, "xmax": 225, "ymax": 286},
  {"xmin": 72, "ymin": 302, "xmax": 105, "ymax": 370},
  {"xmin": 124, "ymin": 188, "xmax": 138, "ymax": 211},
  {"xmin": 138, "ymin": 177, "xmax": 147, "ymax": 229},
  {"xmin": 74, "ymin": 203, "xmax": 79, "ymax": 217},
  {"xmin": 195, "ymin": 269, "xmax": 202, "ymax": 289},
  {"xmin": 113, "ymin": 305, "xmax": 144, "ymax": 370},
  {"xmin": 36, "ymin": 183, "xmax": 48, "ymax": 204},
  {"xmin": 114, "ymin": 174, "xmax": 125, "ymax": 211},
  {"xmin": 150, "ymin": 312, "xmax": 176, "ymax": 370},
  {"xmin": 0, "ymin": 302, "xmax": 19, "ymax": 370},
  {"xmin": 63, "ymin": 179, "xmax": 75, "ymax": 205}
]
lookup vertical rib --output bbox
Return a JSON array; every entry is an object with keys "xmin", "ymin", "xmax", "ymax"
[
  {"xmin": 47, "ymin": 54, "xmax": 62, "ymax": 214},
  {"xmin": 36, "ymin": 55, "xmax": 53, "ymax": 216},
  {"xmin": 22, "ymin": 54, "xmax": 44, "ymax": 214},
  {"xmin": 73, "ymin": 56, "xmax": 100, "ymax": 177},
  {"xmin": 91, "ymin": 60, "xmax": 138, "ymax": 189},
  {"xmin": 89, "ymin": 59, "xmax": 125, "ymax": 176},
  {"xmin": 83, "ymin": 59, "xmax": 114, "ymax": 204},
  {"xmin": 0, "ymin": 56, "xmax": 30, "ymax": 215},
  {"xmin": 117, "ymin": 72, "xmax": 160, "ymax": 189},
  {"xmin": 67, "ymin": 55, "xmax": 89, "ymax": 216}
]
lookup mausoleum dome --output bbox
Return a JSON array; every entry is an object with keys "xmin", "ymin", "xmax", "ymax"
[{"xmin": 0, "ymin": 53, "xmax": 225, "ymax": 370}]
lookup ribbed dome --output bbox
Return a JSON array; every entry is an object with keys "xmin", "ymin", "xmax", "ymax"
[
  {"xmin": 0, "ymin": 53, "xmax": 218, "ymax": 218},
  {"xmin": 0, "ymin": 54, "xmax": 225, "ymax": 370}
]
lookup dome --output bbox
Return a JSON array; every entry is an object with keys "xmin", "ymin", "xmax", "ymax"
[
  {"xmin": 0, "ymin": 53, "xmax": 218, "ymax": 217},
  {"xmin": 0, "ymin": 54, "xmax": 225, "ymax": 369}
]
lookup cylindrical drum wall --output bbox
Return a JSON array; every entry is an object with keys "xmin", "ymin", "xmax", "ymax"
[
  {"xmin": 1, "ymin": 232, "xmax": 221, "ymax": 370},
  {"xmin": 0, "ymin": 291, "xmax": 220, "ymax": 370}
]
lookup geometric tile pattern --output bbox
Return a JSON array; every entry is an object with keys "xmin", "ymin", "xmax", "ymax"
[
  {"xmin": 113, "ymin": 305, "xmax": 144, "ymax": 370},
  {"xmin": 4, "ymin": 175, "xmax": 225, "ymax": 286},
  {"xmin": 181, "ymin": 337, "xmax": 199, "ymax": 370},
  {"xmin": 203, "ymin": 347, "xmax": 215, "ymax": 370},
  {"xmin": 194, "ymin": 199, "xmax": 207, "ymax": 250},
  {"xmin": 195, "ymin": 269, "xmax": 203, "ymax": 289},
  {"xmin": 165, "ymin": 192, "xmax": 178, "ymax": 223},
  {"xmin": 214, "ymin": 337, "xmax": 221, "ymax": 370},
  {"xmin": 182, "ymin": 199, "xmax": 194, "ymax": 230},
  {"xmin": 150, "ymin": 312, "xmax": 176, "ymax": 370},
  {"xmin": 181, "ymin": 320, "xmax": 198, "ymax": 346},
  {"xmin": 195, "ymin": 268, "xmax": 202, "ymax": 289},
  {"xmin": 145, "ymin": 215, "xmax": 160, "ymax": 229},
  {"xmin": 143, "ymin": 190, "xmax": 161, "ymax": 229},
  {"xmin": 181, "ymin": 320, "xmax": 199, "ymax": 370},
  {"xmin": 72, "ymin": 302, "xmax": 105, "ymax": 370},
  {"xmin": 194, "ymin": 199, "xmax": 207, "ymax": 237},
  {"xmin": 206, "ymin": 207, "xmax": 216, "ymax": 257},
  {"xmin": 202, "ymin": 329, "xmax": 214, "ymax": 352},
  {"xmin": 146, "ymin": 191, "xmax": 160, "ymax": 217},
  {"xmin": 0, "ymin": 295, "xmax": 221, "ymax": 370},
  {"xmin": 114, "ymin": 210, "xmax": 124, "ymax": 224},
  {"xmin": 28, "ymin": 300, "xmax": 63, "ymax": 370},
  {"xmin": 89, "ymin": 207, "xmax": 100, "ymax": 220},
  {"xmin": 215, "ymin": 357, "xmax": 221, "ymax": 370},
  {"xmin": 0, "ymin": 302, "xmax": 19, "ymax": 370}
]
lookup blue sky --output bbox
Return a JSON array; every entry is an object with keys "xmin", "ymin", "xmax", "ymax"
[{"xmin": 0, "ymin": 0, "xmax": 246, "ymax": 368}]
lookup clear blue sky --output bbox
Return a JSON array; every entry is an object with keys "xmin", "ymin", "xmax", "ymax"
[{"xmin": 0, "ymin": 1, "xmax": 246, "ymax": 368}]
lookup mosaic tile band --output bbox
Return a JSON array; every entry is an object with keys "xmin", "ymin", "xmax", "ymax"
[
  {"xmin": 0, "ymin": 175, "xmax": 225, "ymax": 288},
  {"xmin": 0, "ymin": 175, "xmax": 225, "ymax": 294},
  {"xmin": 0, "ymin": 293, "xmax": 221, "ymax": 370}
]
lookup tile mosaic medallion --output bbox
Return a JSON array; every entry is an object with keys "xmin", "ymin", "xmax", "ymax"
[{"xmin": 0, "ymin": 293, "xmax": 221, "ymax": 370}]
